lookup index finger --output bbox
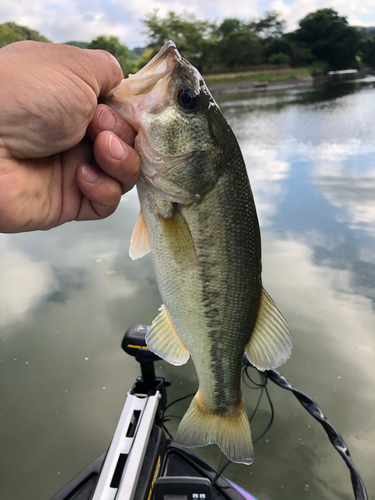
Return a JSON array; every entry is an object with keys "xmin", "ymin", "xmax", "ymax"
[
  {"xmin": 46, "ymin": 44, "xmax": 124, "ymax": 98},
  {"xmin": 81, "ymin": 48, "xmax": 124, "ymax": 98},
  {"xmin": 87, "ymin": 104, "xmax": 136, "ymax": 146}
]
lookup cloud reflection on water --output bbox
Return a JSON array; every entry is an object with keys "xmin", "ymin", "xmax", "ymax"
[
  {"xmin": 0, "ymin": 239, "xmax": 58, "ymax": 329},
  {"xmin": 242, "ymin": 146, "xmax": 290, "ymax": 226},
  {"xmin": 313, "ymin": 153, "xmax": 375, "ymax": 236}
]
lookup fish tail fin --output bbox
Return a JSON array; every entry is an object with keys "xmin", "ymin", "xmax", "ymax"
[{"xmin": 176, "ymin": 391, "xmax": 254, "ymax": 465}]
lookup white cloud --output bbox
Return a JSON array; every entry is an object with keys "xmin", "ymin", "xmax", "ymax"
[
  {"xmin": 1, "ymin": 0, "xmax": 373, "ymax": 47},
  {"xmin": 270, "ymin": 0, "xmax": 375, "ymax": 30}
]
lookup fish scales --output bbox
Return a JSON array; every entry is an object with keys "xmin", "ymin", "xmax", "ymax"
[{"xmin": 105, "ymin": 41, "xmax": 292, "ymax": 465}]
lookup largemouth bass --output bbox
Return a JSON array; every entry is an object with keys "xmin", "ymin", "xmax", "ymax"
[{"xmin": 105, "ymin": 41, "xmax": 292, "ymax": 465}]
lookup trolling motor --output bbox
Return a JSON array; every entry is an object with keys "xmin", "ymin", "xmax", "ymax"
[{"xmin": 90, "ymin": 325, "xmax": 215, "ymax": 500}]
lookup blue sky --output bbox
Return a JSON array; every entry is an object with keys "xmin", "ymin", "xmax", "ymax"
[{"xmin": 1, "ymin": 0, "xmax": 374, "ymax": 48}]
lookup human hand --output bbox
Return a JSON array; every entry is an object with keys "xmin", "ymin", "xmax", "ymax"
[{"xmin": 0, "ymin": 41, "xmax": 140, "ymax": 233}]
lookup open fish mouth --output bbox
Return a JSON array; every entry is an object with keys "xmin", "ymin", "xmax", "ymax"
[
  {"xmin": 105, "ymin": 41, "xmax": 183, "ymax": 130},
  {"xmin": 110, "ymin": 41, "xmax": 181, "ymax": 98}
]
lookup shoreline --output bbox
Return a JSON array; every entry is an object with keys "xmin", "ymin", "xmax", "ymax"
[{"xmin": 207, "ymin": 75, "xmax": 314, "ymax": 95}]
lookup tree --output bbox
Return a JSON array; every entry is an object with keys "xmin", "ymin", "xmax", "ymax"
[
  {"xmin": 217, "ymin": 18, "xmax": 244, "ymax": 38},
  {"xmin": 293, "ymin": 8, "xmax": 361, "ymax": 70},
  {"xmin": 65, "ymin": 41, "xmax": 89, "ymax": 49},
  {"xmin": 362, "ymin": 37, "xmax": 375, "ymax": 67},
  {"xmin": 143, "ymin": 10, "xmax": 215, "ymax": 70},
  {"xmin": 248, "ymin": 11, "xmax": 286, "ymax": 40},
  {"xmin": 268, "ymin": 52, "xmax": 290, "ymax": 65},
  {"xmin": 264, "ymin": 37, "xmax": 314, "ymax": 67},
  {"xmin": 88, "ymin": 36, "xmax": 131, "ymax": 76},
  {"xmin": 0, "ymin": 22, "xmax": 51, "ymax": 48},
  {"xmin": 219, "ymin": 30, "xmax": 263, "ymax": 68}
]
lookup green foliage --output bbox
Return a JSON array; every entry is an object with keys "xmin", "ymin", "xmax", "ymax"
[
  {"xmin": 0, "ymin": 21, "xmax": 51, "ymax": 48},
  {"xmin": 293, "ymin": 8, "xmax": 361, "ymax": 70},
  {"xmin": 143, "ymin": 10, "xmax": 214, "ymax": 69},
  {"xmin": 265, "ymin": 37, "xmax": 314, "ymax": 67},
  {"xmin": 248, "ymin": 11, "xmax": 286, "ymax": 40},
  {"xmin": 268, "ymin": 52, "xmax": 291, "ymax": 65},
  {"xmin": 355, "ymin": 27, "xmax": 375, "ymax": 40},
  {"xmin": 362, "ymin": 38, "xmax": 375, "ymax": 67},
  {"xmin": 65, "ymin": 41, "xmax": 89, "ymax": 48},
  {"xmin": 217, "ymin": 18, "xmax": 245, "ymax": 38},
  {"xmin": 130, "ymin": 48, "xmax": 154, "ymax": 72},
  {"xmin": 88, "ymin": 35, "xmax": 131, "ymax": 76},
  {"xmin": 129, "ymin": 46, "xmax": 146, "ymax": 61},
  {"xmin": 219, "ymin": 30, "xmax": 263, "ymax": 68}
]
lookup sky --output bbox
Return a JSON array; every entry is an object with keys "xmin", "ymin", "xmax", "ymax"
[{"xmin": 0, "ymin": 0, "xmax": 374, "ymax": 48}]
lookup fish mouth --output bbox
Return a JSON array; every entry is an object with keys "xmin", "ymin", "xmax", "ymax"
[
  {"xmin": 105, "ymin": 41, "xmax": 182, "ymax": 129},
  {"xmin": 125, "ymin": 41, "xmax": 182, "ymax": 94},
  {"xmin": 109, "ymin": 41, "xmax": 181, "ymax": 97}
]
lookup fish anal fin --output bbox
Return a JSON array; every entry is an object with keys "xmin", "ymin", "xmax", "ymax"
[
  {"xmin": 245, "ymin": 288, "xmax": 293, "ymax": 371},
  {"xmin": 177, "ymin": 391, "xmax": 254, "ymax": 465},
  {"xmin": 146, "ymin": 304, "xmax": 190, "ymax": 366},
  {"xmin": 129, "ymin": 211, "xmax": 150, "ymax": 260}
]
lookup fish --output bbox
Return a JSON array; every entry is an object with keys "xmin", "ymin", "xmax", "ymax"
[{"xmin": 105, "ymin": 41, "xmax": 292, "ymax": 465}]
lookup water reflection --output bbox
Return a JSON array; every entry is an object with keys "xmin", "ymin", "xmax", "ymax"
[
  {"xmin": 0, "ymin": 240, "xmax": 58, "ymax": 328},
  {"xmin": 313, "ymin": 157, "xmax": 375, "ymax": 235},
  {"xmin": 1, "ymin": 80, "xmax": 375, "ymax": 500}
]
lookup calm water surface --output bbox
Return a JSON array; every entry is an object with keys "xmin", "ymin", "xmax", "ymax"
[{"xmin": 1, "ymin": 79, "xmax": 375, "ymax": 500}]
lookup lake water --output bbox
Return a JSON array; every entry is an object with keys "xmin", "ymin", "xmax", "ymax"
[{"xmin": 1, "ymin": 78, "xmax": 375, "ymax": 500}]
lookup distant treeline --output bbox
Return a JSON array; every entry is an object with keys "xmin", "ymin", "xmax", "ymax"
[{"xmin": 1, "ymin": 9, "xmax": 375, "ymax": 76}]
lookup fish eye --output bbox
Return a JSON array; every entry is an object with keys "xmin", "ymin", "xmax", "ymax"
[{"xmin": 176, "ymin": 88, "xmax": 199, "ymax": 111}]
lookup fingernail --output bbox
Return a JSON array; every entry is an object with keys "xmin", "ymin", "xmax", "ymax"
[
  {"xmin": 82, "ymin": 165, "xmax": 99, "ymax": 183},
  {"xmin": 109, "ymin": 133, "xmax": 125, "ymax": 160},
  {"xmin": 99, "ymin": 109, "xmax": 116, "ymax": 131}
]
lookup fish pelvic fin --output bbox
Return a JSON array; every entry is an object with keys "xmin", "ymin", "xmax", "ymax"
[
  {"xmin": 146, "ymin": 304, "xmax": 190, "ymax": 366},
  {"xmin": 129, "ymin": 211, "xmax": 151, "ymax": 260},
  {"xmin": 177, "ymin": 391, "xmax": 254, "ymax": 465},
  {"xmin": 245, "ymin": 288, "xmax": 293, "ymax": 371}
]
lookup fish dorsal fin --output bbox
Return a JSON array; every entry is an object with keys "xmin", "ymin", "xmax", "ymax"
[
  {"xmin": 245, "ymin": 288, "xmax": 293, "ymax": 371},
  {"xmin": 129, "ymin": 211, "xmax": 151, "ymax": 260},
  {"xmin": 146, "ymin": 304, "xmax": 190, "ymax": 366}
]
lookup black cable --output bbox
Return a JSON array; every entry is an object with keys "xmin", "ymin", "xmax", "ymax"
[
  {"xmin": 163, "ymin": 391, "xmax": 196, "ymax": 413},
  {"xmin": 266, "ymin": 368, "xmax": 368, "ymax": 500},
  {"xmin": 161, "ymin": 391, "xmax": 196, "ymax": 439},
  {"xmin": 252, "ymin": 378, "xmax": 274, "ymax": 443}
]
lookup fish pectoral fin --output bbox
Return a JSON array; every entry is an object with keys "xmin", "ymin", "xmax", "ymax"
[
  {"xmin": 245, "ymin": 288, "xmax": 293, "ymax": 371},
  {"xmin": 129, "ymin": 211, "xmax": 151, "ymax": 260},
  {"xmin": 177, "ymin": 391, "xmax": 254, "ymax": 465},
  {"xmin": 146, "ymin": 304, "xmax": 190, "ymax": 365},
  {"xmin": 159, "ymin": 209, "xmax": 197, "ymax": 264}
]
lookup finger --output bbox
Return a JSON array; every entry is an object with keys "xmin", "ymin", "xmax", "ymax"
[
  {"xmin": 93, "ymin": 131, "xmax": 140, "ymax": 194},
  {"xmin": 75, "ymin": 163, "xmax": 122, "ymax": 220},
  {"xmin": 79, "ymin": 48, "xmax": 124, "ymax": 97},
  {"xmin": 87, "ymin": 104, "xmax": 136, "ymax": 146}
]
